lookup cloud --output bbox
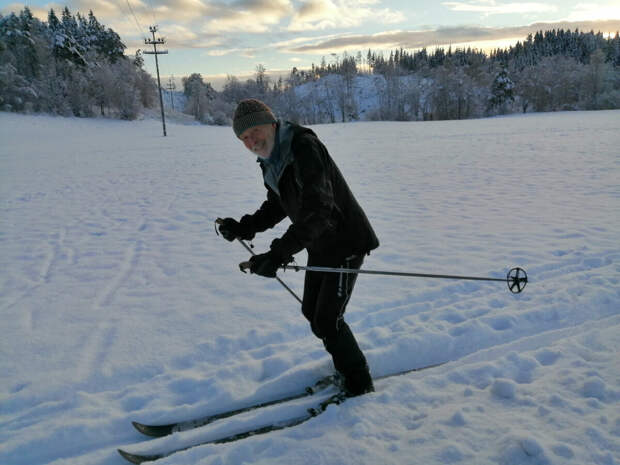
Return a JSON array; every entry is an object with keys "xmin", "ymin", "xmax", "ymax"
[
  {"xmin": 6, "ymin": 0, "xmax": 618, "ymax": 65},
  {"xmin": 442, "ymin": 1, "xmax": 558, "ymax": 15},
  {"xmin": 295, "ymin": 0, "xmax": 338, "ymax": 22},
  {"xmin": 73, "ymin": 0, "xmax": 127, "ymax": 17},
  {"xmin": 199, "ymin": 0, "xmax": 293, "ymax": 33},
  {"xmin": 283, "ymin": 19, "xmax": 620, "ymax": 54},
  {"xmin": 565, "ymin": 3, "xmax": 620, "ymax": 22},
  {"xmin": 288, "ymin": 0, "xmax": 405, "ymax": 32},
  {"xmin": 144, "ymin": 0, "xmax": 214, "ymax": 22},
  {"xmin": 273, "ymin": 32, "xmax": 348, "ymax": 48},
  {"xmin": 8, "ymin": 0, "xmax": 289, "ymax": 33},
  {"xmin": 153, "ymin": 23, "xmax": 202, "ymax": 46},
  {"xmin": 1, "ymin": 2, "xmax": 65, "ymax": 20},
  {"xmin": 2, "ymin": 0, "xmax": 126, "ymax": 19},
  {"xmin": 206, "ymin": 47, "xmax": 257, "ymax": 58}
]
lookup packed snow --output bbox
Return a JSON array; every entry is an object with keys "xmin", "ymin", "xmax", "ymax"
[{"xmin": 1, "ymin": 110, "xmax": 619, "ymax": 465}]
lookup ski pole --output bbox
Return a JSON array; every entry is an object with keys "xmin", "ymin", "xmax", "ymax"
[
  {"xmin": 283, "ymin": 264, "xmax": 528, "ymax": 294},
  {"xmin": 214, "ymin": 220, "xmax": 303, "ymax": 304},
  {"xmin": 215, "ymin": 220, "xmax": 526, "ymax": 295}
]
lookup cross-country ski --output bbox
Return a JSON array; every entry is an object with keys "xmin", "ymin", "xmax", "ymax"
[
  {"xmin": 131, "ymin": 374, "xmax": 338, "ymax": 437},
  {"xmin": 118, "ymin": 392, "xmax": 347, "ymax": 464},
  {"xmin": 119, "ymin": 363, "xmax": 445, "ymax": 463}
]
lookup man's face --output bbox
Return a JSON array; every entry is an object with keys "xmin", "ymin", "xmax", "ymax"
[{"xmin": 239, "ymin": 123, "xmax": 276, "ymax": 159}]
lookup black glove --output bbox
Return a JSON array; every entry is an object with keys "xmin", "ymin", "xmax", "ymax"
[
  {"xmin": 248, "ymin": 243, "xmax": 294, "ymax": 277},
  {"xmin": 217, "ymin": 217, "xmax": 254, "ymax": 242},
  {"xmin": 248, "ymin": 251, "xmax": 281, "ymax": 278}
]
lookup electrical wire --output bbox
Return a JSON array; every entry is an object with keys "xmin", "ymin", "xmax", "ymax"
[
  {"xmin": 115, "ymin": 0, "xmax": 146, "ymax": 41},
  {"xmin": 145, "ymin": 0, "xmax": 158, "ymax": 26},
  {"xmin": 125, "ymin": 0, "xmax": 146, "ymax": 37}
]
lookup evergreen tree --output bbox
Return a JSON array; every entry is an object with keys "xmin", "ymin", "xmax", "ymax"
[
  {"xmin": 582, "ymin": 49, "xmax": 617, "ymax": 109},
  {"xmin": 49, "ymin": 7, "xmax": 86, "ymax": 65},
  {"xmin": 98, "ymin": 28, "xmax": 125, "ymax": 63},
  {"xmin": 489, "ymin": 68, "xmax": 515, "ymax": 114},
  {"xmin": 47, "ymin": 8, "xmax": 60, "ymax": 32},
  {"xmin": 61, "ymin": 7, "xmax": 78, "ymax": 37},
  {"xmin": 0, "ymin": 6, "xmax": 154, "ymax": 118},
  {"xmin": 86, "ymin": 10, "xmax": 104, "ymax": 46},
  {"xmin": 133, "ymin": 49, "xmax": 145, "ymax": 68},
  {"xmin": 0, "ymin": 12, "xmax": 38, "ymax": 111},
  {"xmin": 18, "ymin": 8, "xmax": 39, "ymax": 78}
]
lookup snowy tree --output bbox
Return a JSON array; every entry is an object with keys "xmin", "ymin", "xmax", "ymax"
[
  {"xmin": 278, "ymin": 86, "xmax": 301, "ymax": 123},
  {"xmin": 47, "ymin": 8, "xmax": 60, "ymax": 32},
  {"xmin": 183, "ymin": 73, "xmax": 216, "ymax": 122},
  {"xmin": 96, "ymin": 27, "xmax": 125, "ymax": 63},
  {"xmin": 89, "ymin": 63, "xmax": 115, "ymax": 116},
  {"xmin": 134, "ymin": 67, "xmax": 157, "ymax": 109},
  {"xmin": 222, "ymin": 75, "xmax": 248, "ymax": 103},
  {"xmin": 319, "ymin": 77, "xmax": 337, "ymax": 123},
  {"xmin": 0, "ymin": 12, "xmax": 39, "ymax": 111},
  {"xmin": 373, "ymin": 72, "xmax": 407, "ymax": 121},
  {"xmin": 17, "ymin": 7, "xmax": 42, "ymax": 79},
  {"xmin": 133, "ymin": 49, "xmax": 144, "ymax": 69},
  {"xmin": 430, "ymin": 64, "xmax": 477, "ymax": 120},
  {"xmin": 49, "ymin": 7, "xmax": 86, "ymax": 66},
  {"xmin": 254, "ymin": 64, "xmax": 270, "ymax": 97},
  {"xmin": 581, "ymin": 49, "xmax": 618, "ymax": 109},
  {"xmin": 0, "ymin": 62, "xmax": 37, "ymax": 111},
  {"xmin": 339, "ymin": 53, "xmax": 358, "ymax": 121},
  {"xmin": 106, "ymin": 59, "xmax": 141, "ymax": 119},
  {"xmin": 61, "ymin": 7, "xmax": 78, "ymax": 37},
  {"xmin": 66, "ymin": 69, "xmax": 93, "ymax": 116},
  {"xmin": 488, "ymin": 68, "xmax": 515, "ymax": 114},
  {"xmin": 514, "ymin": 61, "xmax": 552, "ymax": 112},
  {"xmin": 0, "ymin": 6, "xmax": 156, "ymax": 119}
]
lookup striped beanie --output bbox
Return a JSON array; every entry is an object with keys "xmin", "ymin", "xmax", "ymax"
[{"xmin": 233, "ymin": 99, "xmax": 277, "ymax": 138}]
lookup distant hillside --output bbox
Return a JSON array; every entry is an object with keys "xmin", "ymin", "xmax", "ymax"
[{"xmin": 189, "ymin": 29, "xmax": 620, "ymax": 125}]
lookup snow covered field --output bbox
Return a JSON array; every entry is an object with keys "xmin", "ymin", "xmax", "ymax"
[{"xmin": 1, "ymin": 110, "xmax": 619, "ymax": 465}]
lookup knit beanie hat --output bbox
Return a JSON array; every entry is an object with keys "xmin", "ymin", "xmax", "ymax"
[{"xmin": 233, "ymin": 99, "xmax": 277, "ymax": 138}]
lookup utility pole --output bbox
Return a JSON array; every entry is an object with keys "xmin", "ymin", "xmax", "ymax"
[
  {"xmin": 166, "ymin": 76, "xmax": 176, "ymax": 111},
  {"xmin": 144, "ymin": 25, "xmax": 168, "ymax": 136}
]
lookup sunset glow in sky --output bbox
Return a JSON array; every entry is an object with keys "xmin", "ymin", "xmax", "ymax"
[{"xmin": 2, "ymin": 1, "xmax": 619, "ymax": 87}]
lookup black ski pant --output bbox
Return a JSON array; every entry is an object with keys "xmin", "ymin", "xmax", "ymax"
[{"xmin": 301, "ymin": 253, "xmax": 368, "ymax": 375}]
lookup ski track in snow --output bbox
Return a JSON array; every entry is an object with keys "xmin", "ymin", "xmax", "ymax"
[{"xmin": 0, "ymin": 111, "xmax": 619, "ymax": 465}]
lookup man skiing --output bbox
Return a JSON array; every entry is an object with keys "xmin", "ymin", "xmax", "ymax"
[{"xmin": 217, "ymin": 98, "xmax": 379, "ymax": 397}]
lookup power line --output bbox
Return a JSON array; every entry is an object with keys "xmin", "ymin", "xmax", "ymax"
[
  {"xmin": 115, "ymin": 0, "xmax": 146, "ymax": 40},
  {"xmin": 125, "ymin": 0, "xmax": 146, "ymax": 37},
  {"xmin": 145, "ymin": 0, "xmax": 158, "ymax": 26}
]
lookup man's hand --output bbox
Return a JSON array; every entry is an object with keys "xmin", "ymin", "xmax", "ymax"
[
  {"xmin": 217, "ymin": 217, "xmax": 256, "ymax": 242},
  {"xmin": 241, "ymin": 251, "xmax": 281, "ymax": 278},
  {"xmin": 216, "ymin": 217, "xmax": 243, "ymax": 242}
]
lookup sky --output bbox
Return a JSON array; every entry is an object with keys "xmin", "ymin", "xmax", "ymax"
[{"xmin": 2, "ymin": 1, "xmax": 620, "ymax": 89}]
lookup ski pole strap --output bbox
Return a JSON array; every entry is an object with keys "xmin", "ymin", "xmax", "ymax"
[{"xmin": 284, "ymin": 265, "xmax": 528, "ymax": 294}]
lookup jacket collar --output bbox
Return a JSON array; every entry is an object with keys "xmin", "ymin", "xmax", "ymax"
[{"xmin": 259, "ymin": 120, "xmax": 295, "ymax": 196}]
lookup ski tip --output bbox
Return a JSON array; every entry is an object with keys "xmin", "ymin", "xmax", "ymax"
[
  {"xmin": 118, "ymin": 449, "xmax": 151, "ymax": 464},
  {"xmin": 132, "ymin": 421, "xmax": 174, "ymax": 437}
]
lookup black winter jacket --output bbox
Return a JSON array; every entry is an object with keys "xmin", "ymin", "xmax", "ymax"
[{"xmin": 240, "ymin": 122, "xmax": 379, "ymax": 259}]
